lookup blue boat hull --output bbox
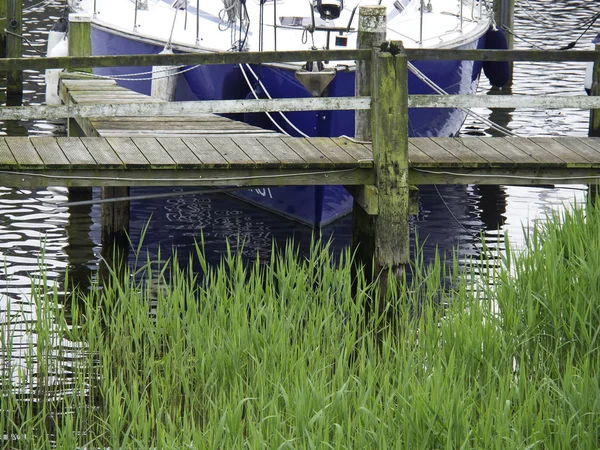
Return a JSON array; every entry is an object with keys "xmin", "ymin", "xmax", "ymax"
[{"xmin": 90, "ymin": 25, "xmax": 487, "ymax": 227}]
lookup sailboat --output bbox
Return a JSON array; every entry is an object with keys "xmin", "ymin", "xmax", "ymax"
[{"xmin": 63, "ymin": 0, "xmax": 503, "ymax": 226}]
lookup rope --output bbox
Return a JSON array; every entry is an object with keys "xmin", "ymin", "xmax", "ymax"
[
  {"xmin": 242, "ymin": 63, "xmax": 310, "ymax": 137},
  {"xmin": 238, "ymin": 63, "xmax": 290, "ymax": 136},
  {"xmin": 407, "ymin": 61, "xmax": 516, "ymax": 137},
  {"xmin": 3, "ymin": 28, "xmax": 45, "ymax": 54},
  {"xmin": 0, "ymin": 167, "xmax": 359, "ymax": 183},
  {"xmin": 70, "ymin": 63, "xmax": 201, "ymax": 82}
]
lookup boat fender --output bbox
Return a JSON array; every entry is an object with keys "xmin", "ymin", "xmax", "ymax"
[
  {"xmin": 45, "ymin": 34, "xmax": 69, "ymax": 105},
  {"xmin": 47, "ymin": 17, "xmax": 68, "ymax": 56},
  {"xmin": 584, "ymin": 34, "xmax": 600, "ymax": 95},
  {"xmin": 482, "ymin": 27, "xmax": 511, "ymax": 88},
  {"xmin": 151, "ymin": 46, "xmax": 179, "ymax": 102}
]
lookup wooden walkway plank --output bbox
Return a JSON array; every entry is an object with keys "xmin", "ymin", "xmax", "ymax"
[
  {"xmin": 573, "ymin": 137, "xmax": 600, "ymax": 164},
  {"xmin": 407, "ymin": 141, "xmax": 436, "ymax": 165},
  {"xmin": 230, "ymin": 137, "xmax": 281, "ymax": 167},
  {"xmin": 80, "ymin": 137, "xmax": 124, "ymax": 167},
  {"xmin": 410, "ymin": 138, "xmax": 463, "ymax": 166},
  {"xmin": 30, "ymin": 137, "xmax": 70, "ymax": 167},
  {"xmin": 505, "ymin": 137, "xmax": 566, "ymax": 166},
  {"xmin": 431, "ymin": 137, "xmax": 489, "ymax": 167},
  {"xmin": 486, "ymin": 137, "xmax": 542, "ymax": 164},
  {"xmin": 7, "ymin": 137, "xmax": 44, "ymax": 166},
  {"xmin": 553, "ymin": 137, "xmax": 600, "ymax": 163},
  {"xmin": 207, "ymin": 137, "xmax": 256, "ymax": 167},
  {"xmin": 157, "ymin": 137, "xmax": 202, "ymax": 166},
  {"xmin": 132, "ymin": 137, "xmax": 176, "ymax": 167},
  {"xmin": 530, "ymin": 137, "xmax": 592, "ymax": 167},
  {"xmin": 106, "ymin": 137, "xmax": 150, "ymax": 167},
  {"xmin": 0, "ymin": 138, "xmax": 17, "ymax": 165},
  {"xmin": 308, "ymin": 137, "xmax": 357, "ymax": 165},
  {"xmin": 56, "ymin": 137, "xmax": 97, "ymax": 166},
  {"xmin": 280, "ymin": 138, "xmax": 333, "ymax": 168},
  {"xmin": 257, "ymin": 137, "xmax": 307, "ymax": 167},
  {"xmin": 181, "ymin": 137, "xmax": 229, "ymax": 168},
  {"xmin": 330, "ymin": 138, "xmax": 373, "ymax": 167},
  {"xmin": 457, "ymin": 137, "xmax": 516, "ymax": 167}
]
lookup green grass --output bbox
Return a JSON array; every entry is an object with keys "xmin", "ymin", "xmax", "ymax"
[{"xmin": 1, "ymin": 204, "xmax": 599, "ymax": 449}]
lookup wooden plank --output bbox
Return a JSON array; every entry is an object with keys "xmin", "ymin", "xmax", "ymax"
[
  {"xmin": 94, "ymin": 130, "xmax": 278, "ymax": 138},
  {"xmin": 94, "ymin": 114, "xmax": 225, "ymax": 123},
  {"xmin": 483, "ymin": 137, "xmax": 540, "ymax": 164},
  {"xmin": 456, "ymin": 137, "xmax": 516, "ymax": 166},
  {"xmin": 407, "ymin": 141, "xmax": 436, "ymax": 165},
  {"xmin": 131, "ymin": 137, "xmax": 176, "ymax": 166},
  {"xmin": 69, "ymin": 95, "xmax": 160, "ymax": 104},
  {"xmin": 410, "ymin": 138, "xmax": 462, "ymax": 166},
  {"xmin": 157, "ymin": 137, "xmax": 202, "ymax": 166},
  {"xmin": 106, "ymin": 137, "xmax": 150, "ymax": 166},
  {"xmin": 430, "ymin": 137, "xmax": 489, "ymax": 167},
  {"xmin": 61, "ymin": 79, "xmax": 118, "ymax": 88},
  {"xmin": 309, "ymin": 137, "xmax": 355, "ymax": 165},
  {"xmin": 573, "ymin": 138, "xmax": 600, "ymax": 163},
  {"xmin": 207, "ymin": 137, "xmax": 255, "ymax": 167},
  {"xmin": 229, "ymin": 137, "xmax": 280, "ymax": 167},
  {"xmin": 257, "ymin": 137, "xmax": 306, "ymax": 167},
  {"xmin": 80, "ymin": 137, "xmax": 124, "ymax": 166},
  {"xmin": 181, "ymin": 137, "xmax": 229, "ymax": 167},
  {"xmin": 529, "ymin": 137, "xmax": 592, "ymax": 167},
  {"xmin": 30, "ymin": 137, "xmax": 70, "ymax": 166},
  {"xmin": 506, "ymin": 137, "xmax": 565, "ymax": 166},
  {"xmin": 89, "ymin": 120, "xmax": 264, "ymax": 132},
  {"xmin": 6, "ymin": 137, "xmax": 43, "ymax": 165},
  {"xmin": 56, "ymin": 137, "xmax": 96, "ymax": 165},
  {"xmin": 555, "ymin": 137, "xmax": 600, "ymax": 163},
  {"xmin": 0, "ymin": 139, "xmax": 17, "ymax": 165},
  {"xmin": 280, "ymin": 138, "xmax": 332, "ymax": 168},
  {"xmin": 331, "ymin": 137, "xmax": 373, "ymax": 165}
]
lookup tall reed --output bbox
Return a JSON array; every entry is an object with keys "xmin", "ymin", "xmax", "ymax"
[{"xmin": 1, "ymin": 204, "xmax": 599, "ymax": 448}]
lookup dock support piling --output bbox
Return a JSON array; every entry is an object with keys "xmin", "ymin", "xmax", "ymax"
[
  {"xmin": 67, "ymin": 13, "xmax": 131, "ymax": 278},
  {"xmin": 5, "ymin": 0, "xmax": 23, "ymax": 104},
  {"xmin": 589, "ymin": 43, "xmax": 600, "ymax": 137},
  {"xmin": 67, "ymin": 14, "xmax": 93, "ymax": 136},
  {"xmin": 588, "ymin": 42, "xmax": 600, "ymax": 204},
  {"xmin": 353, "ymin": 42, "xmax": 410, "ymax": 302},
  {"xmin": 0, "ymin": 1, "xmax": 6, "ymax": 58},
  {"xmin": 494, "ymin": 0, "xmax": 515, "ymax": 87}
]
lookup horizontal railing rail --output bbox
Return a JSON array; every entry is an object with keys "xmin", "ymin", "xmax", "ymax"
[
  {"xmin": 0, "ymin": 46, "xmax": 598, "ymax": 121},
  {"xmin": 2, "ymin": 94, "xmax": 600, "ymax": 121},
  {"xmin": 0, "ymin": 48, "xmax": 598, "ymax": 71}
]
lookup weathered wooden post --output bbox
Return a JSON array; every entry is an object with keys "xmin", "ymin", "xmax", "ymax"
[
  {"xmin": 494, "ymin": 0, "xmax": 515, "ymax": 87},
  {"xmin": 67, "ymin": 13, "xmax": 93, "ymax": 137},
  {"xmin": 589, "ymin": 43, "xmax": 600, "ymax": 137},
  {"xmin": 352, "ymin": 39, "xmax": 410, "ymax": 303},
  {"xmin": 588, "ymin": 42, "xmax": 600, "ymax": 205},
  {"xmin": 355, "ymin": 5, "xmax": 386, "ymax": 142},
  {"xmin": 0, "ymin": 1, "xmax": 6, "ymax": 58},
  {"xmin": 67, "ymin": 13, "xmax": 131, "ymax": 282},
  {"xmin": 5, "ymin": 0, "xmax": 23, "ymax": 104}
]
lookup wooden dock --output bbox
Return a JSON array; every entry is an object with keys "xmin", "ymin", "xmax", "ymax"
[
  {"xmin": 0, "ymin": 77, "xmax": 598, "ymax": 188},
  {"xmin": 2, "ymin": 6, "xmax": 600, "ymax": 292},
  {"xmin": 3, "ymin": 133, "xmax": 600, "ymax": 188}
]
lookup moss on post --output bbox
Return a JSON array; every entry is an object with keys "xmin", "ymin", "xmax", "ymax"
[
  {"xmin": 5, "ymin": 0, "xmax": 23, "ymax": 104},
  {"xmin": 68, "ymin": 13, "xmax": 92, "ymax": 68},
  {"xmin": 352, "ymin": 43, "xmax": 410, "ymax": 303}
]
